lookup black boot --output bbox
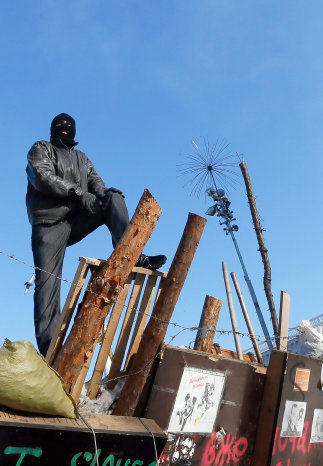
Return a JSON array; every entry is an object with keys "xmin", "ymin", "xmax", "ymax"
[{"xmin": 136, "ymin": 254, "xmax": 167, "ymax": 271}]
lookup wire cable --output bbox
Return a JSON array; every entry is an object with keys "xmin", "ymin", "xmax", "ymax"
[
  {"xmin": 78, "ymin": 411, "xmax": 99, "ymax": 466},
  {"xmin": 138, "ymin": 417, "xmax": 158, "ymax": 465}
]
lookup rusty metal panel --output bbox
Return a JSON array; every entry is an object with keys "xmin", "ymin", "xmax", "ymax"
[
  {"xmin": 144, "ymin": 345, "xmax": 266, "ymax": 465},
  {"xmin": 268, "ymin": 351, "xmax": 323, "ymax": 465}
]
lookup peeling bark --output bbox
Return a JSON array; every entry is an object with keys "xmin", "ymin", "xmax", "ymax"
[
  {"xmin": 194, "ymin": 295, "xmax": 222, "ymax": 353},
  {"xmin": 240, "ymin": 162, "xmax": 279, "ymax": 347},
  {"xmin": 114, "ymin": 213, "xmax": 207, "ymax": 417},
  {"xmin": 53, "ymin": 189, "xmax": 162, "ymax": 395}
]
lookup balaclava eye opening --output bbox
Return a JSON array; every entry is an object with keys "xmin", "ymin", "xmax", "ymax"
[{"xmin": 50, "ymin": 113, "xmax": 76, "ymax": 147}]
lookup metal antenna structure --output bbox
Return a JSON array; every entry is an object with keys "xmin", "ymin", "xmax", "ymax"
[
  {"xmin": 205, "ymin": 183, "xmax": 273, "ymax": 351},
  {"xmin": 178, "ymin": 137, "xmax": 273, "ymax": 351}
]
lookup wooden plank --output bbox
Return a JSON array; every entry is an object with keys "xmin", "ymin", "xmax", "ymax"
[
  {"xmin": 278, "ymin": 290, "xmax": 290, "ymax": 351},
  {"xmin": 0, "ymin": 406, "xmax": 165, "ymax": 434},
  {"xmin": 106, "ymin": 273, "xmax": 146, "ymax": 388},
  {"xmin": 81, "ymin": 257, "xmax": 167, "ymax": 278},
  {"xmin": 53, "ymin": 190, "xmax": 162, "ymax": 395},
  {"xmin": 86, "ymin": 273, "xmax": 134, "ymax": 399},
  {"xmin": 131, "ymin": 267, "xmax": 166, "ymax": 278},
  {"xmin": 46, "ymin": 258, "xmax": 90, "ymax": 366},
  {"xmin": 252, "ymin": 350, "xmax": 287, "ymax": 466},
  {"xmin": 154, "ymin": 275, "xmax": 166, "ymax": 304},
  {"xmin": 125, "ymin": 274, "xmax": 159, "ymax": 369}
]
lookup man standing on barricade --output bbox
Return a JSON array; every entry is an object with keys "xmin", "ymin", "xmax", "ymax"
[{"xmin": 26, "ymin": 113, "xmax": 166, "ymax": 356}]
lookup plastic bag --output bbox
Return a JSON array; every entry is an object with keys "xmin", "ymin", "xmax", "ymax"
[
  {"xmin": 296, "ymin": 320, "xmax": 323, "ymax": 359},
  {"xmin": 0, "ymin": 339, "xmax": 77, "ymax": 418}
]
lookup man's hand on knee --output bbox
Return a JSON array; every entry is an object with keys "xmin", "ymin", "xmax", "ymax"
[{"xmin": 80, "ymin": 192, "xmax": 102, "ymax": 214}]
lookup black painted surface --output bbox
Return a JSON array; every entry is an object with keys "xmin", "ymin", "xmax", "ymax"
[{"xmin": 0, "ymin": 423, "xmax": 166, "ymax": 465}]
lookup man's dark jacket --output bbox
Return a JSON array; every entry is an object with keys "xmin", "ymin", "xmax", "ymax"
[{"xmin": 26, "ymin": 140, "xmax": 106, "ymax": 225}]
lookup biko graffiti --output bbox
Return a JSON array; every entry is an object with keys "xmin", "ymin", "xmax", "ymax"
[
  {"xmin": 272, "ymin": 421, "xmax": 323, "ymax": 465},
  {"xmin": 159, "ymin": 431, "xmax": 249, "ymax": 466},
  {"xmin": 201, "ymin": 432, "xmax": 248, "ymax": 466},
  {"xmin": 3, "ymin": 446, "xmax": 157, "ymax": 466}
]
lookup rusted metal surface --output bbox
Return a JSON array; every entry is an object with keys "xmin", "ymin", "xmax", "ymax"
[
  {"xmin": 114, "ymin": 213, "xmax": 207, "ymax": 417},
  {"xmin": 145, "ymin": 345, "xmax": 266, "ymax": 465},
  {"xmin": 193, "ymin": 295, "xmax": 222, "ymax": 353},
  {"xmin": 211, "ymin": 345, "xmax": 261, "ymax": 363},
  {"xmin": 253, "ymin": 350, "xmax": 323, "ymax": 466},
  {"xmin": 53, "ymin": 189, "xmax": 162, "ymax": 396}
]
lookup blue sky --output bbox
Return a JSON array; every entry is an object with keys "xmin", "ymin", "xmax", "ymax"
[{"xmin": 0, "ymin": 1, "xmax": 322, "ymax": 355}]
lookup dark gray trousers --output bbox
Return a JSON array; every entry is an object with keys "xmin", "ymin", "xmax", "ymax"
[{"xmin": 31, "ymin": 192, "xmax": 129, "ymax": 356}]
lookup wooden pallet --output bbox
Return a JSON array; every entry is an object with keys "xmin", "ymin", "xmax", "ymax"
[{"xmin": 46, "ymin": 257, "xmax": 167, "ymax": 401}]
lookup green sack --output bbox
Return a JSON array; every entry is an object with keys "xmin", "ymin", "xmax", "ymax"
[{"xmin": 0, "ymin": 339, "xmax": 77, "ymax": 418}]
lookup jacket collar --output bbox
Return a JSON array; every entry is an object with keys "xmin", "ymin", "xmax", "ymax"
[{"xmin": 50, "ymin": 137, "xmax": 79, "ymax": 149}]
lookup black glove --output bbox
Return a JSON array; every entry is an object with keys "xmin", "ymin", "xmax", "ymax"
[
  {"xmin": 98, "ymin": 187, "xmax": 125, "ymax": 199},
  {"xmin": 80, "ymin": 193, "xmax": 102, "ymax": 214}
]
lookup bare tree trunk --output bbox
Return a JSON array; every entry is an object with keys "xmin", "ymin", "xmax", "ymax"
[
  {"xmin": 194, "ymin": 295, "xmax": 222, "ymax": 353},
  {"xmin": 239, "ymin": 162, "xmax": 279, "ymax": 347},
  {"xmin": 114, "ymin": 213, "xmax": 207, "ymax": 417},
  {"xmin": 53, "ymin": 189, "xmax": 162, "ymax": 395}
]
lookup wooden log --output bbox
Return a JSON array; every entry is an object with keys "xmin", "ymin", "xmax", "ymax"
[
  {"xmin": 114, "ymin": 213, "xmax": 207, "ymax": 417},
  {"xmin": 278, "ymin": 290, "xmax": 290, "ymax": 351},
  {"xmin": 239, "ymin": 162, "xmax": 279, "ymax": 347},
  {"xmin": 52, "ymin": 189, "xmax": 162, "ymax": 395},
  {"xmin": 71, "ymin": 335, "xmax": 99, "ymax": 402},
  {"xmin": 231, "ymin": 272, "xmax": 263, "ymax": 364},
  {"xmin": 193, "ymin": 295, "xmax": 222, "ymax": 353},
  {"xmin": 222, "ymin": 262, "xmax": 243, "ymax": 360}
]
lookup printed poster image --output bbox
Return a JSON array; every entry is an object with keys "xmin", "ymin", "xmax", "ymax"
[
  {"xmin": 281, "ymin": 400, "xmax": 307, "ymax": 437},
  {"xmin": 168, "ymin": 367, "xmax": 225, "ymax": 433},
  {"xmin": 293, "ymin": 367, "xmax": 310, "ymax": 392},
  {"xmin": 310, "ymin": 409, "xmax": 323, "ymax": 443}
]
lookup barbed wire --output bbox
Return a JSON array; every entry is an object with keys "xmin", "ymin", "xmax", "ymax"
[
  {"xmin": 101, "ymin": 327, "xmax": 190, "ymax": 387},
  {"xmin": 0, "ymin": 249, "xmax": 306, "ymax": 346},
  {"xmin": 2, "ymin": 245, "xmax": 315, "ymax": 458}
]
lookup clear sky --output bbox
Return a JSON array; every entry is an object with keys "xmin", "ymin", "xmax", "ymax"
[{"xmin": 0, "ymin": 1, "xmax": 322, "ymax": 355}]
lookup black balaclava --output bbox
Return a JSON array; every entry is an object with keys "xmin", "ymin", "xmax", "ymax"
[{"xmin": 50, "ymin": 113, "xmax": 76, "ymax": 148}]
